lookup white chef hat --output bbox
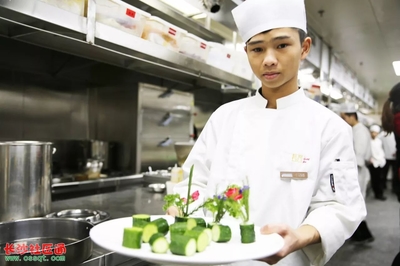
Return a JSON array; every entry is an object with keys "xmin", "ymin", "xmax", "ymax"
[
  {"xmin": 339, "ymin": 102, "xmax": 358, "ymax": 113},
  {"xmin": 370, "ymin": 125, "xmax": 381, "ymax": 133},
  {"xmin": 232, "ymin": 0, "xmax": 308, "ymax": 43}
]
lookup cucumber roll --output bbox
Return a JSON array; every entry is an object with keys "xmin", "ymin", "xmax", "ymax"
[
  {"xmin": 142, "ymin": 223, "xmax": 158, "ymax": 243},
  {"xmin": 184, "ymin": 230, "xmax": 209, "ymax": 252},
  {"xmin": 211, "ymin": 224, "xmax": 232, "ymax": 243},
  {"xmin": 122, "ymin": 227, "xmax": 143, "ymax": 249},
  {"xmin": 193, "ymin": 218, "xmax": 207, "ymax": 228},
  {"xmin": 133, "ymin": 220, "xmax": 148, "ymax": 228},
  {"xmin": 190, "ymin": 226, "xmax": 212, "ymax": 246},
  {"xmin": 170, "ymin": 235, "xmax": 197, "ymax": 256},
  {"xmin": 207, "ymin": 222, "xmax": 216, "ymax": 229},
  {"xmin": 240, "ymin": 223, "xmax": 256, "ymax": 243},
  {"xmin": 151, "ymin": 218, "xmax": 169, "ymax": 235},
  {"xmin": 186, "ymin": 218, "xmax": 197, "ymax": 230},
  {"xmin": 132, "ymin": 214, "xmax": 151, "ymax": 225},
  {"xmin": 170, "ymin": 222, "xmax": 189, "ymax": 236},
  {"xmin": 175, "ymin": 216, "xmax": 188, "ymax": 223},
  {"xmin": 149, "ymin": 233, "xmax": 169, "ymax": 254}
]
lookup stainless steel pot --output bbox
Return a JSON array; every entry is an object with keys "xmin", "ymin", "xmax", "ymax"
[
  {"xmin": 0, "ymin": 141, "xmax": 54, "ymax": 222},
  {"xmin": 0, "ymin": 218, "xmax": 93, "ymax": 266}
]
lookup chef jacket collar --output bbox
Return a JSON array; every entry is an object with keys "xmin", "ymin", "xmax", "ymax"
[{"xmin": 254, "ymin": 87, "xmax": 306, "ymax": 109}]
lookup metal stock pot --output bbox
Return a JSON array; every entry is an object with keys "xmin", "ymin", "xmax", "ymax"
[
  {"xmin": 0, "ymin": 217, "xmax": 93, "ymax": 266},
  {"xmin": 0, "ymin": 141, "xmax": 54, "ymax": 222}
]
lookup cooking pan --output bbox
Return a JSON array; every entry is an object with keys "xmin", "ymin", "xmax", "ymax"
[{"xmin": 0, "ymin": 218, "xmax": 93, "ymax": 266}]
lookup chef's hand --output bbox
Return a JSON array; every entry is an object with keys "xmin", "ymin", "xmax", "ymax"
[
  {"xmin": 258, "ymin": 224, "xmax": 320, "ymax": 265},
  {"xmin": 166, "ymin": 206, "xmax": 180, "ymax": 217}
]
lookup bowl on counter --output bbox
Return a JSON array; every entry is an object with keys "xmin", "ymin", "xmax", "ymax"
[{"xmin": 147, "ymin": 183, "xmax": 166, "ymax": 193}]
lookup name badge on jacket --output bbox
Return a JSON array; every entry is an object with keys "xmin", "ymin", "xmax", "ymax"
[{"xmin": 280, "ymin": 172, "xmax": 308, "ymax": 179}]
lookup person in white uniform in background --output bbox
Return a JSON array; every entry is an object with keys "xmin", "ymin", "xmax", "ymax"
[
  {"xmin": 379, "ymin": 131, "xmax": 398, "ymax": 193},
  {"xmin": 369, "ymin": 125, "xmax": 387, "ymax": 200},
  {"xmin": 339, "ymin": 103, "xmax": 375, "ymax": 244},
  {"xmin": 169, "ymin": 0, "xmax": 366, "ymax": 265},
  {"xmin": 340, "ymin": 103, "xmax": 372, "ymax": 200}
]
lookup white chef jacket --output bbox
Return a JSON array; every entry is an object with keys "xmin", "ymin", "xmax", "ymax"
[
  {"xmin": 379, "ymin": 132, "xmax": 397, "ymax": 160},
  {"xmin": 371, "ymin": 138, "xmax": 386, "ymax": 168},
  {"xmin": 174, "ymin": 88, "xmax": 366, "ymax": 266},
  {"xmin": 352, "ymin": 123, "xmax": 372, "ymax": 199}
]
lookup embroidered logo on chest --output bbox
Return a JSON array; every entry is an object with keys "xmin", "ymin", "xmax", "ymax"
[{"xmin": 291, "ymin": 154, "xmax": 310, "ymax": 164}]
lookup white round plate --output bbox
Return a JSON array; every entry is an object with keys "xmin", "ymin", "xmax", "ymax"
[{"xmin": 90, "ymin": 215, "xmax": 284, "ymax": 265}]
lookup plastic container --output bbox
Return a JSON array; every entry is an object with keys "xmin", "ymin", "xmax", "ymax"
[
  {"xmin": 40, "ymin": 0, "xmax": 86, "ymax": 16},
  {"xmin": 232, "ymin": 51, "xmax": 254, "ymax": 81},
  {"xmin": 179, "ymin": 33, "xmax": 200, "ymax": 59},
  {"xmin": 179, "ymin": 33, "xmax": 210, "ymax": 62},
  {"xmin": 206, "ymin": 42, "xmax": 235, "ymax": 73},
  {"xmin": 96, "ymin": 0, "xmax": 150, "ymax": 37},
  {"xmin": 170, "ymin": 164, "xmax": 184, "ymax": 183},
  {"xmin": 141, "ymin": 16, "xmax": 187, "ymax": 52}
]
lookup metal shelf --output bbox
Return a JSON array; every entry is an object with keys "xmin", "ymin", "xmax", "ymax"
[{"xmin": 0, "ymin": 0, "xmax": 253, "ymax": 90}]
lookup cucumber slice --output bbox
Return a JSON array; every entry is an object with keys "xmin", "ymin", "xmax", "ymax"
[
  {"xmin": 192, "ymin": 226, "xmax": 212, "ymax": 245},
  {"xmin": 186, "ymin": 218, "xmax": 197, "ymax": 230},
  {"xmin": 184, "ymin": 230, "xmax": 209, "ymax": 252},
  {"xmin": 240, "ymin": 224, "xmax": 256, "ymax": 243},
  {"xmin": 170, "ymin": 235, "xmax": 197, "ymax": 256},
  {"xmin": 175, "ymin": 216, "xmax": 188, "ymax": 223},
  {"xmin": 193, "ymin": 218, "xmax": 206, "ymax": 228},
  {"xmin": 207, "ymin": 222, "xmax": 216, "ymax": 229},
  {"xmin": 142, "ymin": 223, "xmax": 158, "ymax": 243},
  {"xmin": 132, "ymin": 214, "xmax": 151, "ymax": 225},
  {"xmin": 122, "ymin": 227, "xmax": 143, "ymax": 249},
  {"xmin": 170, "ymin": 222, "xmax": 189, "ymax": 235},
  {"xmin": 211, "ymin": 224, "xmax": 232, "ymax": 243},
  {"xmin": 152, "ymin": 218, "xmax": 169, "ymax": 235},
  {"xmin": 133, "ymin": 220, "xmax": 148, "ymax": 228},
  {"xmin": 149, "ymin": 233, "xmax": 169, "ymax": 254}
]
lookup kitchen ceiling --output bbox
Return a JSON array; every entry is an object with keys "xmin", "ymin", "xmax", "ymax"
[{"xmin": 305, "ymin": 0, "xmax": 400, "ymax": 108}]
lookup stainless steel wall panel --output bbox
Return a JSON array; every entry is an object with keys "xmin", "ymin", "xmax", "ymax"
[
  {"xmin": 0, "ymin": 73, "xmax": 24, "ymax": 141},
  {"xmin": 94, "ymin": 86, "xmax": 139, "ymax": 172},
  {"xmin": 138, "ymin": 83, "xmax": 194, "ymax": 172}
]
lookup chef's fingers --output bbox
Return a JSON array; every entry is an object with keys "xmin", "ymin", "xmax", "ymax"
[
  {"xmin": 257, "ymin": 254, "xmax": 282, "ymax": 265},
  {"xmin": 260, "ymin": 224, "xmax": 289, "ymax": 236},
  {"xmin": 166, "ymin": 206, "xmax": 180, "ymax": 217}
]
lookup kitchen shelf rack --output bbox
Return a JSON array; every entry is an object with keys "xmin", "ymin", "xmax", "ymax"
[{"xmin": 0, "ymin": 0, "xmax": 253, "ymax": 90}]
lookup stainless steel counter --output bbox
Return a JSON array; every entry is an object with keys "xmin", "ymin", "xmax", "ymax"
[
  {"xmin": 52, "ymin": 175, "xmax": 144, "ymax": 196},
  {"xmin": 51, "ymin": 185, "xmax": 165, "ymax": 266}
]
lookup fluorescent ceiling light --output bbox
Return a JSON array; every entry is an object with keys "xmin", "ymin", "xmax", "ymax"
[
  {"xmin": 393, "ymin": 61, "xmax": 400, "ymax": 76},
  {"xmin": 159, "ymin": 0, "xmax": 202, "ymax": 16},
  {"xmin": 330, "ymin": 89, "xmax": 343, "ymax": 100}
]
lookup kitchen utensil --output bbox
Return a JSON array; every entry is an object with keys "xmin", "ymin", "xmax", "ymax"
[
  {"xmin": 0, "ymin": 218, "xmax": 93, "ymax": 266},
  {"xmin": 0, "ymin": 141, "xmax": 54, "ymax": 222},
  {"xmin": 85, "ymin": 159, "xmax": 103, "ymax": 179},
  {"xmin": 147, "ymin": 183, "xmax": 166, "ymax": 193},
  {"xmin": 90, "ymin": 215, "xmax": 285, "ymax": 265},
  {"xmin": 45, "ymin": 209, "xmax": 110, "ymax": 225}
]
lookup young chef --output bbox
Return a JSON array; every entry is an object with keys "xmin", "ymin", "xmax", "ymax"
[{"xmin": 169, "ymin": 0, "xmax": 366, "ymax": 265}]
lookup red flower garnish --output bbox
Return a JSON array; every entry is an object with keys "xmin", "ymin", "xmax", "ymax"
[
  {"xmin": 191, "ymin": 190, "xmax": 200, "ymax": 201},
  {"xmin": 234, "ymin": 194, "xmax": 243, "ymax": 201},
  {"xmin": 225, "ymin": 188, "xmax": 241, "ymax": 200}
]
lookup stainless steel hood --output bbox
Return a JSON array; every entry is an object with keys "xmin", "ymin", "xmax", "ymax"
[{"xmin": 0, "ymin": 0, "xmax": 253, "ymax": 90}]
